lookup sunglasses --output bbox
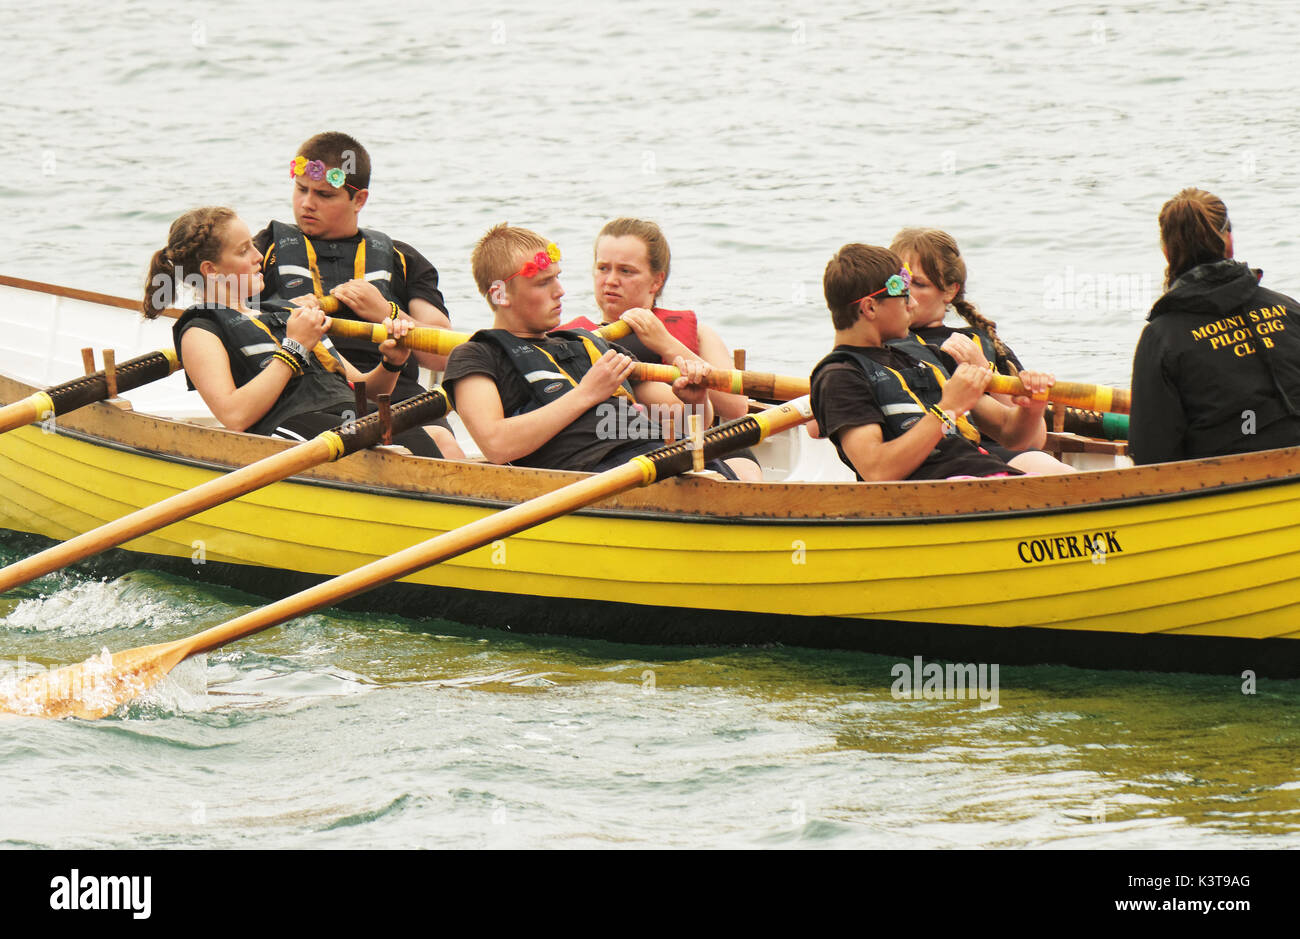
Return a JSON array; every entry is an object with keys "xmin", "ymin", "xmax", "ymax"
[{"xmin": 854, "ymin": 266, "xmax": 913, "ymax": 305}]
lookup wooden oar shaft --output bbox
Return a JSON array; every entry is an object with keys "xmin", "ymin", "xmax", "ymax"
[
  {"xmin": 178, "ymin": 397, "xmax": 812, "ymax": 658},
  {"xmin": 0, "ymin": 349, "xmax": 179, "ymax": 434},
  {"xmin": 989, "ymin": 375, "xmax": 1131, "ymax": 415},
  {"xmin": 0, "ymin": 390, "xmax": 451, "ymax": 595},
  {"xmin": 629, "ymin": 362, "xmax": 811, "ymax": 400},
  {"xmin": 1, "ymin": 398, "xmax": 811, "ymax": 720},
  {"xmin": 326, "ymin": 319, "xmax": 632, "ymax": 358},
  {"xmin": 0, "ymin": 438, "xmax": 335, "ymax": 594}
]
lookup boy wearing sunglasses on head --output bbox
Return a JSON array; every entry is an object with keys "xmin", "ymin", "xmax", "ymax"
[{"xmin": 810, "ymin": 244, "xmax": 1071, "ymax": 481}]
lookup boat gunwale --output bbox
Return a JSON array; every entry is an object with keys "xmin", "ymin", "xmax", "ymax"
[{"xmin": 40, "ymin": 413, "xmax": 1300, "ymax": 526}]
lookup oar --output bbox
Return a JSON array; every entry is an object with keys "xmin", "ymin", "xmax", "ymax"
[
  {"xmin": 0, "ymin": 349, "xmax": 180, "ymax": 434},
  {"xmin": 0, "ymin": 398, "xmax": 813, "ymax": 720},
  {"xmin": 0, "ymin": 390, "xmax": 451, "ymax": 595},
  {"xmin": 988, "ymin": 374, "xmax": 1130, "ymax": 415},
  {"xmin": 325, "ymin": 318, "xmax": 632, "ymax": 356},
  {"xmin": 629, "ymin": 362, "xmax": 1132, "ymax": 415},
  {"xmin": 1045, "ymin": 406, "xmax": 1130, "ymax": 440}
]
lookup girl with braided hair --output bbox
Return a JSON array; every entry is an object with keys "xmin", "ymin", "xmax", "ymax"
[
  {"xmin": 888, "ymin": 228, "xmax": 1025, "ymax": 378},
  {"xmin": 143, "ymin": 207, "xmax": 461, "ymax": 457},
  {"xmin": 1129, "ymin": 188, "xmax": 1300, "ymax": 464}
]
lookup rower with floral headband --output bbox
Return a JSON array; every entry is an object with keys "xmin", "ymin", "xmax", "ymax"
[
  {"xmin": 254, "ymin": 132, "xmax": 454, "ymax": 402},
  {"xmin": 810, "ymin": 244, "xmax": 1071, "ymax": 481},
  {"xmin": 443, "ymin": 224, "xmax": 735, "ymax": 476}
]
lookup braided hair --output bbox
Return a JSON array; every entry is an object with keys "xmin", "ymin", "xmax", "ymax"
[
  {"xmin": 889, "ymin": 227, "xmax": 1018, "ymax": 374},
  {"xmin": 142, "ymin": 207, "xmax": 237, "ymax": 318}
]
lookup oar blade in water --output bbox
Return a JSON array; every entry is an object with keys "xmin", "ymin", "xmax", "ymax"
[{"xmin": 0, "ymin": 641, "xmax": 187, "ymax": 720}]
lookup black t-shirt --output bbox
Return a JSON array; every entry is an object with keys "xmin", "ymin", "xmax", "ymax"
[
  {"xmin": 443, "ymin": 337, "xmax": 655, "ymax": 472},
  {"xmin": 810, "ymin": 344, "xmax": 1023, "ymax": 481}
]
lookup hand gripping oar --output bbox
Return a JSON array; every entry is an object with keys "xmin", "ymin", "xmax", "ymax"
[
  {"xmin": 0, "ymin": 397, "xmax": 813, "ymax": 720},
  {"xmin": 0, "ymin": 349, "xmax": 180, "ymax": 434},
  {"xmin": 0, "ymin": 390, "xmax": 451, "ymax": 595}
]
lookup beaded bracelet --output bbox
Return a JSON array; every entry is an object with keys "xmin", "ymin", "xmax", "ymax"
[
  {"xmin": 272, "ymin": 350, "xmax": 304, "ymax": 376},
  {"xmin": 388, "ymin": 301, "xmax": 400, "ymax": 321}
]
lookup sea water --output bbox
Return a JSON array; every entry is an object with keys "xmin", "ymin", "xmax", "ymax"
[{"xmin": 1, "ymin": 0, "xmax": 1298, "ymax": 849}]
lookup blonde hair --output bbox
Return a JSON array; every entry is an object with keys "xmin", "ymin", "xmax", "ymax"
[{"xmin": 471, "ymin": 223, "xmax": 551, "ymax": 305}]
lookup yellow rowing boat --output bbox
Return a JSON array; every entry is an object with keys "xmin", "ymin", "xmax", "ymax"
[{"xmin": 1, "ymin": 276, "xmax": 1297, "ymax": 676}]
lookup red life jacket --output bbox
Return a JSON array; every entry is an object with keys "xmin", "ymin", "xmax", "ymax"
[{"xmin": 557, "ymin": 308, "xmax": 700, "ymax": 362}]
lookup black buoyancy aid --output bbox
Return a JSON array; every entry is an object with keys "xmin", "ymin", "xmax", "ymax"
[
  {"xmin": 885, "ymin": 333, "xmax": 948, "ymax": 371},
  {"xmin": 262, "ymin": 220, "xmax": 420, "ymax": 390},
  {"xmin": 912, "ymin": 325, "xmax": 1003, "ymax": 371},
  {"xmin": 173, "ymin": 303, "xmax": 355, "ymax": 436},
  {"xmin": 469, "ymin": 328, "xmax": 637, "ymax": 415},
  {"xmin": 812, "ymin": 346, "xmax": 981, "ymax": 444},
  {"xmin": 262, "ymin": 220, "xmax": 402, "ymax": 307}
]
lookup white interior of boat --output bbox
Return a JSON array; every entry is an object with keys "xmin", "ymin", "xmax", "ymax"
[{"xmin": 0, "ymin": 279, "xmax": 1128, "ymax": 479}]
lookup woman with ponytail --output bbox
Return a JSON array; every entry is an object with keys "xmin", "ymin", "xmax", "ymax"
[
  {"xmin": 1129, "ymin": 188, "xmax": 1300, "ymax": 464},
  {"xmin": 143, "ymin": 207, "xmax": 461, "ymax": 457}
]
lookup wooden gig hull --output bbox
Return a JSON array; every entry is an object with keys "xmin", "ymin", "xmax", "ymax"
[{"xmin": 1, "ymin": 372, "xmax": 1299, "ymax": 676}]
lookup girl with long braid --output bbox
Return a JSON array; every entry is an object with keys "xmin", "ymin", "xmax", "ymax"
[
  {"xmin": 888, "ymin": 228, "xmax": 1025, "ymax": 376},
  {"xmin": 1129, "ymin": 188, "xmax": 1300, "ymax": 464},
  {"xmin": 143, "ymin": 207, "xmax": 461, "ymax": 457}
]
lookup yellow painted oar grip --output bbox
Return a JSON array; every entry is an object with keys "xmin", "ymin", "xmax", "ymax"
[
  {"xmin": 0, "ymin": 391, "xmax": 55, "ymax": 434},
  {"xmin": 595, "ymin": 319, "xmax": 632, "ymax": 341},
  {"xmin": 326, "ymin": 319, "xmax": 390, "ymax": 345},
  {"xmin": 988, "ymin": 375, "xmax": 1131, "ymax": 415}
]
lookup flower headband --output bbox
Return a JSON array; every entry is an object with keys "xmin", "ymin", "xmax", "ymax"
[
  {"xmin": 504, "ymin": 243, "xmax": 563, "ymax": 282},
  {"xmin": 855, "ymin": 263, "xmax": 913, "ymax": 304},
  {"xmin": 289, "ymin": 155, "xmax": 356, "ymax": 191}
]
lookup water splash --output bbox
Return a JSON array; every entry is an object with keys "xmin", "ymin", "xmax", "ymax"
[{"xmin": 3, "ymin": 575, "xmax": 199, "ymax": 636}]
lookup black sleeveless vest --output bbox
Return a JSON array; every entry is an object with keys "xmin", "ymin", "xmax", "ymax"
[
  {"xmin": 469, "ymin": 328, "xmax": 637, "ymax": 415},
  {"xmin": 173, "ymin": 303, "xmax": 356, "ymax": 436},
  {"xmin": 260, "ymin": 220, "xmax": 422, "ymax": 397}
]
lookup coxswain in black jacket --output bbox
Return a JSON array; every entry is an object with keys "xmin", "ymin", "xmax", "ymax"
[{"xmin": 1130, "ymin": 259, "xmax": 1300, "ymax": 464}]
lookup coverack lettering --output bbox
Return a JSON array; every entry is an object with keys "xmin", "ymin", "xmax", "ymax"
[{"xmin": 1016, "ymin": 530, "xmax": 1122, "ymax": 564}]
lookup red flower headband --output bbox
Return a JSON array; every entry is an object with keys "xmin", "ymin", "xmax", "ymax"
[{"xmin": 504, "ymin": 243, "xmax": 562, "ymax": 282}]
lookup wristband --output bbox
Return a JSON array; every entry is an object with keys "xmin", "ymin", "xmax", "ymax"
[
  {"xmin": 928, "ymin": 404, "xmax": 965, "ymax": 434},
  {"xmin": 281, "ymin": 338, "xmax": 311, "ymax": 363},
  {"xmin": 380, "ymin": 356, "xmax": 405, "ymax": 373}
]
